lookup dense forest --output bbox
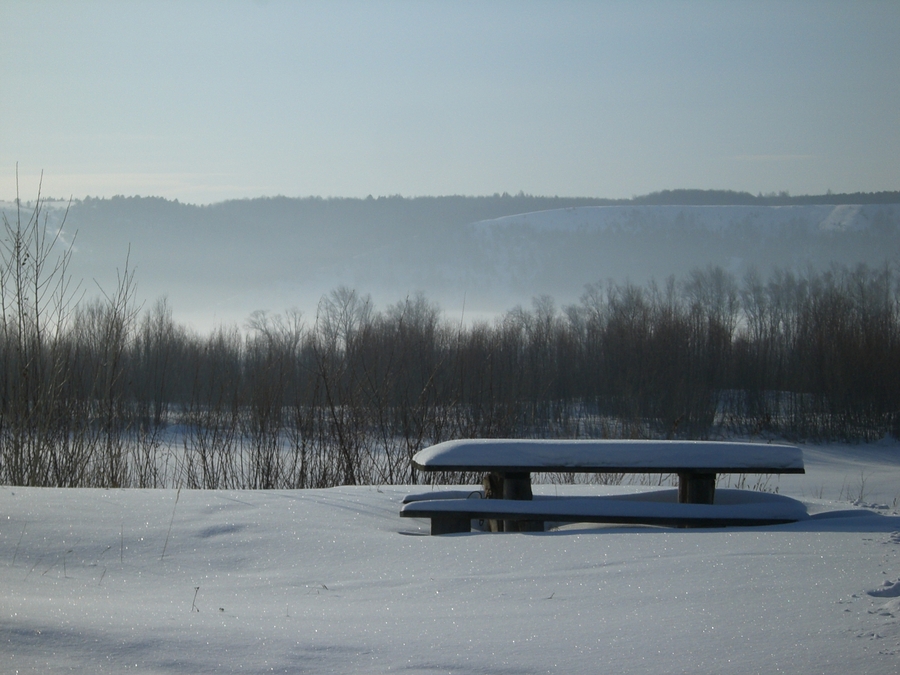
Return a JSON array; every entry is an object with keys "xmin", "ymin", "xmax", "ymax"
[{"xmin": 2, "ymin": 195, "xmax": 899, "ymax": 489}]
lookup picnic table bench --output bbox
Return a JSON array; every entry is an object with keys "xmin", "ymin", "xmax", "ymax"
[{"xmin": 400, "ymin": 439, "xmax": 805, "ymax": 534}]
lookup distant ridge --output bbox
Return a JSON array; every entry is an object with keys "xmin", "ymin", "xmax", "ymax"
[
  {"xmin": 3, "ymin": 191, "xmax": 899, "ymax": 331},
  {"xmin": 5, "ymin": 187, "xmax": 899, "ymax": 210}
]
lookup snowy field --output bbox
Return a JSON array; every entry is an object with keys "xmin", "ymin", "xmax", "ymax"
[{"xmin": 3, "ymin": 441, "xmax": 900, "ymax": 674}]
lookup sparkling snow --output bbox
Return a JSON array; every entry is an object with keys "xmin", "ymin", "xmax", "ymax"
[{"xmin": 3, "ymin": 442, "xmax": 900, "ymax": 674}]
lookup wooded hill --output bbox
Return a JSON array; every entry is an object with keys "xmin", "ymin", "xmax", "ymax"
[{"xmin": 31, "ymin": 190, "xmax": 900, "ymax": 329}]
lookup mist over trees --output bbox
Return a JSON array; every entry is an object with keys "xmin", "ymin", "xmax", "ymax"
[
  {"xmin": 3, "ymin": 189, "xmax": 899, "ymax": 489},
  {"xmin": 8, "ymin": 189, "xmax": 898, "ymax": 331}
]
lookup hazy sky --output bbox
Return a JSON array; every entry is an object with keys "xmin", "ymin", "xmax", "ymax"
[{"xmin": 3, "ymin": 0, "xmax": 899, "ymax": 204}]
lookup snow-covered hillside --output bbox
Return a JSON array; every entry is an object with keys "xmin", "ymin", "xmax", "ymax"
[
  {"xmin": 459, "ymin": 204, "xmax": 900, "ymax": 309},
  {"xmin": 472, "ymin": 203, "xmax": 892, "ymax": 234}
]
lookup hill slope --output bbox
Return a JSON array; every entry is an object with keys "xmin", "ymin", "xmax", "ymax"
[{"xmin": 3, "ymin": 194, "xmax": 899, "ymax": 329}]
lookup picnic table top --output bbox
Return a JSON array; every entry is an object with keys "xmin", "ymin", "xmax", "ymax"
[{"xmin": 411, "ymin": 439, "xmax": 805, "ymax": 474}]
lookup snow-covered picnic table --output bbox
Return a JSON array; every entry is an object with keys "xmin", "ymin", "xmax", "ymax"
[{"xmin": 402, "ymin": 439, "xmax": 806, "ymax": 534}]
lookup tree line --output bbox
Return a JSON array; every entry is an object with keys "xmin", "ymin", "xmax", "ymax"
[{"xmin": 2, "ymin": 196, "xmax": 899, "ymax": 489}]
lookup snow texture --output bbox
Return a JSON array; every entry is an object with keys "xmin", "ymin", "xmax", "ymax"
[
  {"xmin": 412, "ymin": 439, "xmax": 805, "ymax": 472},
  {"xmin": 471, "ymin": 204, "xmax": 894, "ymax": 235},
  {"xmin": 2, "ymin": 441, "xmax": 900, "ymax": 674}
]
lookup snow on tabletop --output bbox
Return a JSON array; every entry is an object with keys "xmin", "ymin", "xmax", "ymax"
[{"xmin": 412, "ymin": 438, "xmax": 804, "ymax": 471}]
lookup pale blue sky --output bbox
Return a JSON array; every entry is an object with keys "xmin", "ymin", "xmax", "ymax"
[{"xmin": 2, "ymin": 0, "xmax": 899, "ymax": 204}]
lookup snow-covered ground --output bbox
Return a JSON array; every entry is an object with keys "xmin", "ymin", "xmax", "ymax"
[{"xmin": 3, "ymin": 441, "xmax": 900, "ymax": 674}]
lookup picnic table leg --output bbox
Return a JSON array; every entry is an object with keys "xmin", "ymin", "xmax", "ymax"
[
  {"xmin": 677, "ymin": 472, "xmax": 716, "ymax": 505},
  {"xmin": 482, "ymin": 472, "xmax": 504, "ymax": 531},
  {"xmin": 502, "ymin": 472, "xmax": 533, "ymax": 500},
  {"xmin": 502, "ymin": 472, "xmax": 543, "ymax": 533}
]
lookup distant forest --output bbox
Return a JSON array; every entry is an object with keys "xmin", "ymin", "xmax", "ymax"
[
  {"xmin": 23, "ymin": 187, "xmax": 894, "ymax": 333},
  {"xmin": 53, "ymin": 187, "xmax": 900, "ymax": 207},
  {"xmin": 2, "ymin": 192, "xmax": 899, "ymax": 488}
]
